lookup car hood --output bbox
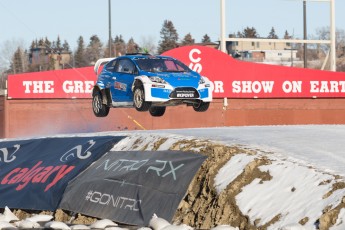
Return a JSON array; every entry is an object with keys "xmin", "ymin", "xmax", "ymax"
[{"xmin": 144, "ymin": 71, "xmax": 200, "ymax": 88}]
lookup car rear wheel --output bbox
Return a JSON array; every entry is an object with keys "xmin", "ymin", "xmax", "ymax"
[
  {"xmin": 149, "ymin": 106, "xmax": 166, "ymax": 117},
  {"xmin": 133, "ymin": 86, "xmax": 151, "ymax": 111},
  {"xmin": 92, "ymin": 91, "xmax": 110, "ymax": 117},
  {"xmin": 193, "ymin": 101, "xmax": 210, "ymax": 112}
]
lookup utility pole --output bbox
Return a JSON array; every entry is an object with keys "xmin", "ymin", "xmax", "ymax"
[{"xmin": 108, "ymin": 0, "xmax": 112, "ymax": 57}]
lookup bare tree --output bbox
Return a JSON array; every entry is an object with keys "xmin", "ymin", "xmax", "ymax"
[
  {"xmin": 139, "ymin": 35, "xmax": 156, "ymax": 54},
  {"xmin": 315, "ymin": 27, "xmax": 345, "ymax": 71},
  {"xmin": 0, "ymin": 39, "xmax": 26, "ymax": 74}
]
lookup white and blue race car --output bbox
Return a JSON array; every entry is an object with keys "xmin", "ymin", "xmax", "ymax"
[{"xmin": 92, "ymin": 53, "xmax": 212, "ymax": 117}]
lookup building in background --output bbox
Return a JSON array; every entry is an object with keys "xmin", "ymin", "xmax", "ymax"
[
  {"xmin": 28, "ymin": 45, "xmax": 72, "ymax": 71},
  {"xmin": 226, "ymin": 40, "xmax": 298, "ymax": 66}
]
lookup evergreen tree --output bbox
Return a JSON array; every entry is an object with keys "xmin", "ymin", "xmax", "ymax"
[
  {"xmin": 236, "ymin": 31, "xmax": 244, "ymax": 38},
  {"xmin": 85, "ymin": 35, "xmax": 103, "ymax": 64},
  {"xmin": 56, "ymin": 36, "xmax": 61, "ymax": 50},
  {"xmin": 181, "ymin": 33, "xmax": 195, "ymax": 46},
  {"xmin": 157, "ymin": 20, "xmax": 179, "ymax": 54},
  {"xmin": 62, "ymin": 40, "xmax": 70, "ymax": 52},
  {"xmin": 201, "ymin": 34, "xmax": 211, "ymax": 43},
  {"xmin": 284, "ymin": 30, "xmax": 292, "ymax": 39},
  {"xmin": 44, "ymin": 37, "xmax": 51, "ymax": 49},
  {"xmin": 11, "ymin": 47, "xmax": 24, "ymax": 74},
  {"xmin": 74, "ymin": 36, "xmax": 88, "ymax": 67},
  {"xmin": 38, "ymin": 38, "xmax": 44, "ymax": 46},
  {"xmin": 114, "ymin": 35, "xmax": 126, "ymax": 56},
  {"xmin": 30, "ymin": 41, "xmax": 36, "ymax": 49},
  {"xmin": 126, "ymin": 37, "xmax": 139, "ymax": 53},
  {"xmin": 268, "ymin": 27, "xmax": 278, "ymax": 39},
  {"xmin": 242, "ymin": 27, "xmax": 259, "ymax": 38}
]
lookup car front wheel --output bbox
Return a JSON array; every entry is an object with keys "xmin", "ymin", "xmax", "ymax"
[
  {"xmin": 92, "ymin": 91, "xmax": 110, "ymax": 117},
  {"xmin": 149, "ymin": 106, "xmax": 166, "ymax": 117},
  {"xmin": 133, "ymin": 86, "xmax": 151, "ymax": 111},
  {"xmin": 193, "ymin": 101, "xmax": 210, "ymax": 112}
]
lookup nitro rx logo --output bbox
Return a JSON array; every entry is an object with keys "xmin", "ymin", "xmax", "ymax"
[
  {"xmin": 96, "ymin": 159, "xmax": 184, "ymax": 181},
  {"xmin": 85, "ymin": 190, "xmax": 141, "ymax": 211}
]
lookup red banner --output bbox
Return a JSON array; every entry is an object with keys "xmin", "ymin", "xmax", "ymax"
[
  {"xmin": 8, "ymin": 67, "xmax": 95, "ymax": 99},
  {"xmin": 7, "ymin": 46, "xmax": 345, "ymax": 99},
  {"xmin": 163, "ymin": 46, "xmax": 345, "ymax": 98}
]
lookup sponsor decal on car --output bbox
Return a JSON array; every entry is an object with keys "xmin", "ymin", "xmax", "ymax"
[
  {"xmin": 114, "ymin": 81, "xmax": 127, "ymax": 91},
  {"xmin": 176, "ymin": 92, "xmax": 195, "ymax": 98},
  {"xmin": 170, "ymin": 88, "xmax": 199, "ymax": 98}
]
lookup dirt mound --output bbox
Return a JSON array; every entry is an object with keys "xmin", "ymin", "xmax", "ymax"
[
  {"xmin": 6, "ymin": 135, "xmax": 345, "ymax": 230},
  {"xmin": 169, "ymin": 140, "xmax": 271, "ymax": 229}
]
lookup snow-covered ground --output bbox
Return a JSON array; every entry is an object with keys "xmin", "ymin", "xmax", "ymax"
[
  {"xmin": 108, "ymin": 125, "xmax": 345, "ymax": 230},
  {"xmin": 149, "ymin": 125, "xmax": 345, "ymax": 177}
]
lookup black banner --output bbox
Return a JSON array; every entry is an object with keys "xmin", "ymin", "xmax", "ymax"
[
  {"xmin": 59, "ymin": 151, "xmax": 207, "ymax": 226},
  {"xmin": 0, "ymin": 136, "xmax": 124, "ymax": 210}
]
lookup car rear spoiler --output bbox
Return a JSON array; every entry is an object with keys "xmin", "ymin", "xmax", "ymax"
[{"xmin": 94, "ymin": 58, "xmax": 114, "ymax": 75}]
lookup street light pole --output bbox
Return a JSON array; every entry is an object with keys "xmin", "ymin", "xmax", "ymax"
[
  {"xmin": 303, "ymin": 0, "xmax": 307, "ymax": 68},
  {"xmin": 330, "ymin": 0, "xmax": 336, "ymax": 71},
  {"xmin": 108, "ymin": 0, "xmax": 112, "ymax": 57},
  {"xmin": 220, "ymin": 0, "xmax": 226, "ymax": 53}
]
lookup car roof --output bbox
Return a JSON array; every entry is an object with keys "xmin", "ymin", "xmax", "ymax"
[{"xmin": 121, "ymin": 53, "xmax": 172, "ymax": 61}]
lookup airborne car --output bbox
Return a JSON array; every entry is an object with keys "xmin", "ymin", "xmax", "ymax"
[{"xmin": 92, "ymin": 53, "xmax": 212, "ymax": 117}]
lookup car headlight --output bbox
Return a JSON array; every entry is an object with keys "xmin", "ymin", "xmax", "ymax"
[
  {"xmin": 199, "ymin": 77, "xmax": 206, "ymax": 84},
  {"xmin": 149, "ymin": 76, "xmax": 167, "ymax": 84},
  {"xmin": 199, "ymin": 76, "xmax": 211, "ymax": 87}
]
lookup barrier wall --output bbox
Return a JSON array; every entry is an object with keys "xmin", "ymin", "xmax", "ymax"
[
  {"xmin": 0, "ymin": 97, "xmax": 5, "ymax": 138},
  {"xmin": 4, "ymin": 45, "xmax": 345, "ymax": 138},
  {"xmin": 2, "ymin": 96, "xmax": 345, "ymax": 138}
]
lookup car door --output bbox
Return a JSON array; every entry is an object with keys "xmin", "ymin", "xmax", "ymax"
[
  {"xmin": 110, "ymin": 58, "xmax": 137, "ymax": 102},
  {"xmin": 97, "ymin": 59, "xmax": 117, "ymax": 91}
]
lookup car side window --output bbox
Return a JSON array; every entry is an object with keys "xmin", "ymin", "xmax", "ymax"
[
  {"xmin": 105, "ymin": 60, "xmax": 117, "ymax": 72},
  {"xmin": 116, "ymin": 59, "xmax": 136, "ymax": 74}
]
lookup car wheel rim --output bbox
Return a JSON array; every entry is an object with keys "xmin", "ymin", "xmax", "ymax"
[
  {"xmin": 134, "ymin": 89, "xmax": 143, "ymax": 107},
  {"xmin": 193, "ymin": 101, "xmax": 201, "ymax": 109}
]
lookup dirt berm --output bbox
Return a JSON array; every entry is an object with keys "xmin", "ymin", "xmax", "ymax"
[{"xmin": 10, "ymin": 135, "xmax": 345, "ymax": 230}]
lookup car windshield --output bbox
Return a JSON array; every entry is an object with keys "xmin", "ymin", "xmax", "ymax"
[{"xmin": 135, "ymin": 57, "xmax": 190, "ymax": 73}]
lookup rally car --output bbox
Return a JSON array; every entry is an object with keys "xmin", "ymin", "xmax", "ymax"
[{"xmin": 92, "ymin": 53, "xmax": 212, "ymax": 117}]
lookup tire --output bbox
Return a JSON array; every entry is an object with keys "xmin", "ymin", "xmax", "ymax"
[
  {"xmin": 193, "ymin": 101, "xmax": 210, "ymax": 112},
  {"xmin": 133, "ymin": 85, "xmax": 151, "ymax": 111},
  {"xmin": 149, "ymin": 106, "xmax": 166, "ymax": 117},
  {"xmin": 92, "ymin": 91, "xmax": 110, "ymax": 117}
]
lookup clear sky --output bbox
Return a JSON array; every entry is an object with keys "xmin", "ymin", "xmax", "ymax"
[{"xmin": 0, "ymin": 0, "xmax": 344, "ymax": 51}]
